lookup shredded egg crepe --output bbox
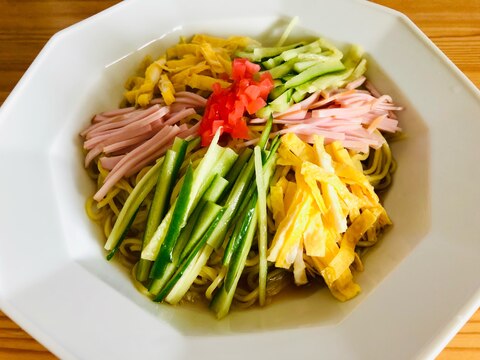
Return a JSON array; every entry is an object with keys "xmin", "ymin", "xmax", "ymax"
[
  {"xmin": 266, "ymin": 133, "xmax": 391, "ymax": 301},
  {"xmin": 124, "ymin": 34, "xmax": 257, "ymax": 107}
]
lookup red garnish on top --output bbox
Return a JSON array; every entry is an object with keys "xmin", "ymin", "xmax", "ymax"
[{"xmin": 199, "ymin": 58, "xmax": 274, "ymax": 146}]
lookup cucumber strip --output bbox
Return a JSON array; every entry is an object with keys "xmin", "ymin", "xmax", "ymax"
[
  {"xmin": 206, "ymin": 148, "xmax": 238, "ymax": 191},
  {"xmin": 280, "ymin": 40, "xmax": 322, "ymax": 61},
  {"xmin": 185, "ymin": 145, "xmax": 237, "ymax": 218},
  {"xmin": 253, "ymin": 42, "xmax": 305, "ymax": 60},
  {"xmin": 136, "ymin": 150, "xmax": 177, "ymax": 279},
  {"xmin": 269, "ymin": 84, "xmax": 286, "ymax": 100},
  {"xmin": 179, "ymin": 201, "xmax": 222, "ymax": 263},
  {"xmin": 269, "ymin": 135, "xmax": 281, "ymax": 154},
  {"xmin": 104, "ymin": 157, "xmax": 164, "ymax": 251},
  {"xmin": 202, "ymin": 175, "xmax": 229, "ymax": 203},
  {"xmin": 172, "ymin": 136, "xmax": 189, "ymax": 160},
  {"xmin": 220, "ymin": 163, "xmax": 275, "ymax": 268},
  {"xmin": 171, "ymin": 130, "xmax": 224, "ymax": 210},
  {"xmin": 317, "ymin": 38, "xmax": 344, "ymax": 61},
  {"xmin": 224, "ymin": 147, "xmax": 252, "ymax": 192},
  {"xmin": 213, "ymin": 147, "xmax": 277, "ymax": 314},
  {"xmin": 150, "ymin": 164, "xmax": 194, "ymax": 278},
  {"xmin": 206, "ymin": 120, "xmax": 273, "ymax": 250},
  {"xmin": 106, "ymin": 208, "xmax": 139, "ymax": 260},
  {"xmin": 210, "ymin": 208, "xmax": 258, "ymax": 319},
  {"xmin": 272, "ymin": 79, "xmax": 284, "ymax": 87},
  {"xmin": 205, "ymin": 157, "xmax": 255, "ymax": 249},
  {"xmin": 149, "ymin": 201, "xmax": 223, "ymax": 296},
  {"xmin": 141, "ymin": 146, "xmax": 233, "ymax": 262},
  {"xmin": 228, "ymin": 152, "xmax": 270, "ymax": 226},
  {"xmin": 224, "ymin": 195, "xmax": 257, "ymax": 291},
  {"xmin": 266, "ymin": 58, "xmax": 298, "ymax": 79},
  {"xmin": 228, "ymin": 175, "xmax": 256, "ymax": 230},
  {"xmin": 292, "ymin": 90, "xmax": 307, "ymax": 103},
  {"xmin": 209, "ymin": 141, "xmax": 276, "ymax": 254},
  {"xmin": 294, "ymin": 45, "xmax": 365, "ymax": 96},
  {"xmin": 150, "ymin": 144, "xmax": 236, "ymax": 279},
  {"xmin": 136, "ymin": 138, "xmax": 188, "ymax": 281},
  {"xmin": 165, "ymin": 167, "xmax": 228, "ymax": 267},
  {"xmin": 255, "ymin": 105, "xmax": 272, "ymax": 120},
  {"xmin": 217, "ymin": 147, "xmax": 252, "ymax": 205},
  {"xmin": 170, "ymin": 143, "xmax": 204, "ymax": 205},
  {"xmin": 269, "ymin": 88, "xmax": 294, "ymax": 113},
  {"xmin": 222, "ymin": 192, "xmax": 257, "ymax": 269},
  {"xmin": 141, "ymin": 207, "xmax": 173, "ymax": 261},
  {"xmin": 145, "ymin": 151, "xmax": 178, "ymax": 234},
  {"xmin": 141, "ymin": 130, "xmax": 228, "ymax": 262},
  {"xmin": 153, "ymin": 209, "xmax": 225, "ymax": 302},
  {"xmin": 261, "ymin": 55, "xmax": 284, "ymax": 70},
  {"xmin": 254, "ymin": 146, "xmax": 268, "ymax": 306},
  {"xmin": 284, "ymin": 59, "xmax": 345, "ymax": 89},
  {"xmin": 297, "ymin": 51, "xmax": 339, "ymax": 62},
  {"xmin": 148, "ymin": 262, "xmax": 176, "ymax": 295},
  {"xmin": 232, "ymin": 140, "xmax": 279, "ymax": 228},
  {"xmin": 293, "ymin": 60, "xmax": 318, "ymax": 73},
  {"xmin": 236, "ymin": 42, "xmax": 305, "ymax": 62},
  {"xmin": 223, "ymin": 145, "xmax": 276, "ymax": 268},
  {"xmin": 186, "ymin": 136, "xmax": 201, "ymax": 154},
  {"xmin": 258, "ymin": 115, "xmax": 273, "ymax": 150},
  {"xmin": 348, "ymin": 58, "xmax": 367, "ymax": 82},
  {"xmin": 164, "ymin": 245, "xmax": 214, "ymax": 304}
]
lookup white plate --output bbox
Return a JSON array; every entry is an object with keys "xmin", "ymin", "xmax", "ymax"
[{"xmin": 1, "ymin": 0, "xmax": 479, "ymax": 359}]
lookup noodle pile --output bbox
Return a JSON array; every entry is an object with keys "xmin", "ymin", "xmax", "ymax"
[{"xmin": 82, "ymin": 31, "xmax": 401, "ymax": 313}]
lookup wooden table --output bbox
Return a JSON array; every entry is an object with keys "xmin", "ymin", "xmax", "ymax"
[{"xmin": 0, "ymin": 1, "xmax": 478, "ymax": 359}]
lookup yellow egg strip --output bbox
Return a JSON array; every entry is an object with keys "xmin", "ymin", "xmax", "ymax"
[
  {"xmin": 267, "ymin": 133, "xmax": 391, "ymax": 302},
  {"xmin": 321, "ymin": 208, "xmax": 380, "ymax": 287},
  {"xmin": 303, "ymin": 206, "xmax": 326, "ymax": 257},
  {"xmin": 275, "ymin": 193, "xmax": 312, "ymax": 269},
  {"xmin": 123, "ymin": 34, "xmax": 254, "ymax": 107}
]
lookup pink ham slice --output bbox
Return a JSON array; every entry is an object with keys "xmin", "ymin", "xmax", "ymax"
[
  {"xmin": 81, "ymin": 95, "xmax": 207, "ymax": 200},
  {"xmin": 249, "ymin": 82, "xmax": 402, "ymax": 151},
  {"xmin": 94, "ymin": 125, "xmax": 182, "ymax": 201}
]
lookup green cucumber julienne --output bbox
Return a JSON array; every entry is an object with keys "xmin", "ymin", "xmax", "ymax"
[
  {"xmin": 150, "ymin": 117, "xmax": 276, "ymax": 307},
  {"xmin": 153, "ymin": 208, "xmax": 226, "ymax": 302},
  {"xmin": 210, "ymin": 207, "xmax": 258, "ymax": 319},
  {"xmin": 104, "ymin": 156, "xmax": 164, "ymax": 253},
  {"xmin": 140, "ymin": 129, "xmax": 233, "ymax": 262},
  {"xmin": 109, "ymin": 118, "xmax": 278, "ymax": 317},
  {"xmin": 149, "ymin": 163, "xmax": 194, "ymax": 279},
  {"xmin": 148, "ymin": 176, "xmax": 227, "ymax": 295},
  {"xmin": 254, "ymin": 145, "xmax": 268, "ymax": 306},
  {"xmin": 136, "ymin": 138, "xmax": 188, "ymax": 281},
  {"xmin": 148, "ymin": 200, "xmax": 223, "ymax": 296}
]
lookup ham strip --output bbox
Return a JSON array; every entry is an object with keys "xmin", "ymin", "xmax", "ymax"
[
  {"xmin": 248, "ymin": 83, "xmax": 402, "ymax": 151},
  {"xmin": 175, "ymin": 91, "xmax": 208, "ymax": 106},
  {"xmin": 82, "ymin": 105, "xmax": 160, "ymax": 137},
  {"xmin": 100, "ymin": 155, "xmax": 123, "ymax": 170},
  {"xmin": 164, "ymin": 108, "xmax": 197, "ymax": 126},
  {"xmin": 95, "ymin": 125, "xmax": 182, "ymax": 201},
  {"xmin": 81, "ymin": 94, "xmax": 207, "ymax": 200},
  {"xmin": 124, "ymin": 124, "xmax": 190, "ymax": 178}
]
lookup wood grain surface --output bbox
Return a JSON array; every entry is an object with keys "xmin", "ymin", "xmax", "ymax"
[{"xmin": 0, "ymin": 1, "xmax": 478, "ymax": 359}]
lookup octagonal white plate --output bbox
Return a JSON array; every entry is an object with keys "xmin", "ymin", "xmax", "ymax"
[{"xmin": 1, "ymin": 0, "xmax": 479, "ymax": 359}]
